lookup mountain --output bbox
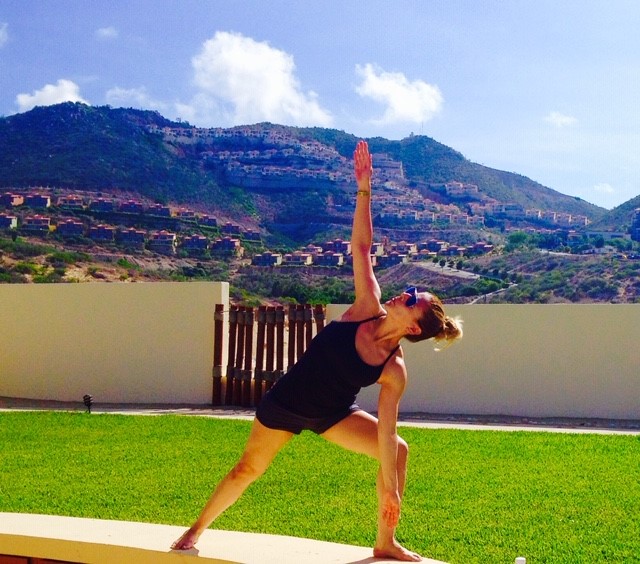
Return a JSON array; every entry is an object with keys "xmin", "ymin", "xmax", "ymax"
[
  {"xmin": 0, "ymin": 103, "xmax": 222, "ymax": 205},
  {"xmin": 587, "ymin": 194, "xmax": 640, "ymax": 232},
  {"xmin": 300, "ymin": 129, "xmax": 605, "ymax": 218},
  {"xmin": 0, "ymin": 102, "xmax": 617, "ymax": 230}
]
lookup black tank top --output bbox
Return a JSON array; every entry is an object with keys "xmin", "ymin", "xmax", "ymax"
[{"xmin": 266, "ymin": 316, "xmax": 399, "ymax": 418}]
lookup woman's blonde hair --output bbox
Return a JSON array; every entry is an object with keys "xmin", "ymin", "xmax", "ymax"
[{"xmin": 405, "ymin": 293, "xmax": 463, "ymax": 349}]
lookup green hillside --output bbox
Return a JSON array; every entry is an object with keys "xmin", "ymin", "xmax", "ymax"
[
  {"xmin": 0, "ymin": 103, "xmax": 221, "ymax": 204},
  {"xmin": 0, "ymin": 103, "xmax": 610, "ymax": 223}
]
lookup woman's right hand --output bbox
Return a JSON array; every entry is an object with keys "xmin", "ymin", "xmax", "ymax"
[{"xmin": 171, "ymin": 527, "xmax": 200, "ymax": 550}]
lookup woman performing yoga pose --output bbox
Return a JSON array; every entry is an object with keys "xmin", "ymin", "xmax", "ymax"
[{"xmin": 172, "ymin": 140, "xmax": 462, "ymax": 561}]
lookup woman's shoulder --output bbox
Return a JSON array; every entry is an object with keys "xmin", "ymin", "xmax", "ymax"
[
  {"xmin": 378, "ymin": 349, "xmax": 407, "ymax": 387},
  {"xmin": 339, "ymin": 303, "xmax": 386, "ymax": 323}
]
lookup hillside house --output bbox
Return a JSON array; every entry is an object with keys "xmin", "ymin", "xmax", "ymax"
[
  {"xmin": 147, "ymin": 203, "xmax": 172, "ymax": 217},
  {"xmin": 444, "ymin": 181, "xmax": 480, "ymax": 197},
  {"xmin": 56, "ymin": 218, "xmax": 84, "ymax": 237},
  {"xmin": 22, "ymin": 215, "xmax": 51, "ymax": 233},
  {"xmin": 1, "ymin": 193, "xmax": 24, "ymax": 207},
  {"xmin": 303, "ymin": 244, "xmax": 324, "ymax": 258},
  {"xmin": 422, "ymin": 240, "xmax": 446, "ymax": 253},
  {"xmin": 467, "ymin": 215, "xmax": 485, "ymax": 226},
  {"xmin": 252, "ymin": 252, "xmax": 283, "ymax": 267},
  {"xmin": 117, "ymin": 228, "xmax": 146, "ymax": 250},
  {"xmin": 119, "ymin": 200, "xmax": 145, "ymax": 214},
  {"xmin": 181, "ymin": 234, "xmax": 209, "ymax": 255},
  {"xmin": 325, "ymin": 239, "xmax": 351, "ymax": 255},
  {"xmin": 25, "ymin": 194, "xmax": 51, "ymax": 208},
  {"xmin": 371, "ymin": 242, "xmax": 385, "ymax": 256},
  {"xmin": 315, "ymin": 251, "xmax": 344, "ymax": 267},
  {"xmin": 149, "ymin": 231, "xmax": 177, "ymax": 255},
  {"xmin": 392, "ymin": 241, "xmax": 418, "ymax": 255},
  {"xmin": 89, "ymin": 224, "xmax": 116, "ymax": 242},
  {"xmin": 0, "ymin": 213, "xmax": 18, "ymax": 229},
  {"xmin": 89, "ymin": 198, "xmax": 115, "ymax": 213},
  {"xmin": 198, "ymin": 215, "xmax": 218, "ymax": 227},
  {"xmin": 377, "ymin": 252, "xmax": 407, "ymax": 268},
  {"xmin": 243, "ymin": 229, "xmax": 261, "ymax": 241},
  {"xmin": 556, "ymin": 213, "xmax": 573, "ymax": 227},
  {"xmin": 58, "ymin": 195, "xmax": 85, "ymax": 210},
  {"xmin": 221, "ymin": 222, "xmax": 242, "ymax": 236},
  {"xmin": 451, "ymin": 214, "xmax": 470, "ymax": 225},
  {"xmin": 175, "ymin": 209, "xmax": 197, "ymax": 219},
  {"xmin": 444, "ymin": 245, "xmax": 466, "ymax": 257},
  {"xmin": 211, "ymin": 236, "xmax": 243, "ymax": 257},
  {"xmin": 283, "ymin": 251, "xmax": 313, "ymax": 266},
  {"xmin": 468, "ymin": 242, "xmax": 494, "ymax": 255}
]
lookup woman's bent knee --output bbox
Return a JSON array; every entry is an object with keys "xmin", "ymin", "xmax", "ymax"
[
  {"xmin": 230, "ymin": 458, "xmax": 266, "ymax": 483},
  {"xmin": 397, "ymin": 436, "xmax": 409, "ymax": 461}
]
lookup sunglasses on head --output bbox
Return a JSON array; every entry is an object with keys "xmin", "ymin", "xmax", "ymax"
[{"xmin": 404, "ymin": 286, "xmax": 418, "ymax": 307}]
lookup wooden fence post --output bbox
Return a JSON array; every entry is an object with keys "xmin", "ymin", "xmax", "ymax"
[
  {"xmin": 304, "ymin": 304, "xmax": 313, "ymax": 350},
  {"xmin": 313, "ymin": 304, "xmax": 325, "ymax": 333},
  {"xmin": 233, "ymin": 307, "xmax": 247, "ymax": 406},
  {"xmin": 212, "ymin": 303, "xmax": 224, "ymax": 406},
  {"xmin": 295, "ymin": 304, "xmax": 305, "ymax": 363},
  {"xmin": 275, "ymin": 305, "xmax": 285, "ymax": 385},
  {"xmin": 287, "ymin": 304, "xmax": 296, "ymax": 371},
  {"xmin": 263, "ymin": 306, "xmax": 276, "ymax": 393},
  {"xmin": 225, "ymin": 305, "xmax": 238, "ymax": 406},
  {"xmin": 254, "ymin": 306, "xmax": 267, "ymax": 407},
  {"xmin": 241, "ymin": 307, "xmax": 255, "ymax": 407}
]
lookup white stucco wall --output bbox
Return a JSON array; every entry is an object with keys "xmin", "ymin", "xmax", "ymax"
[
  {"xmin": 0, "ymin": 282, "xmax": 228, "ymax": 404},
  {"xmin": 1, "ymin": 284, "xmax": 637, "ymax": 419},
  {"xmin": 328, "ymin": 304, "xmax": 640, "ymax": 419}
]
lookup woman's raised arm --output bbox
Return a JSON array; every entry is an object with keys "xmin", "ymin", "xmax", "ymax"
[{"xmin": 350, "ymin": 141, "xmax": 382, "ymax": 312}]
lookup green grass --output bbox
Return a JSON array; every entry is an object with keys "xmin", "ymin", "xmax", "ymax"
[{"xmin": 1, "ymin": 412, "xmax": 638, "ymax": 563}]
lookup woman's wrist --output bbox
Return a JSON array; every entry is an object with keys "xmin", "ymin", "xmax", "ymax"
[{"xmin": 356, "ymin": 190, "xmax": 371, "ymax": 197}]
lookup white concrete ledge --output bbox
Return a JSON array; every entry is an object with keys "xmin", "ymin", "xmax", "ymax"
[{"xmin": 0, "ymin": 513, "xmax": 448, "ymax": 564}]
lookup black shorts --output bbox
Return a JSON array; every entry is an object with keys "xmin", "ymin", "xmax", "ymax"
[{"xmin": 255, "ymin": 393, "xmax": 360, "ymax": 435}]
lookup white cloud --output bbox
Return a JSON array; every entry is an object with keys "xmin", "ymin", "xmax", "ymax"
[
  {"xmin": 355, "ymin": 63, "xmax": 443, "ymax": 125},
  {"xmin": 544, "ymin": 111, "xmax": 578, "ymax": 128},
  {"xmin": 183, "ymin": 31, "xmax": 333, "ymax": 127},
  {"xmin": 95, "ymin": 26, "xmax": 118, "ymax": 40},
  {"xmin": 106, "ymin": 86, "xmax": 168, "ymax": 112},
  {"xmin": 593, "ymin": 182, "xmax": 615, "ymax": 194},
  {"xmin": 0, "ymin": 22, "xmax": 8, "ymax": 48},
  {"xmin": 16, "ymin": 79, "xmax": 88, "ymax": 112}
]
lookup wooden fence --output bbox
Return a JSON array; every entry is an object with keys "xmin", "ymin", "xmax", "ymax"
[{"xmin": 212, "ymin": 303, "xmax": 326, "ymax": 407}]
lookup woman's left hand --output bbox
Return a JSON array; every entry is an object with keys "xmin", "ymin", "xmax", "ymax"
[{"xmin": 354, "ymin": 140, "xmax": 372, "ymax": 184}]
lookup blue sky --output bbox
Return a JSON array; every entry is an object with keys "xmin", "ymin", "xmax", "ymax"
[{"xmin": 1, "ymin": 1, "xmax": 639, "ymax": 210}]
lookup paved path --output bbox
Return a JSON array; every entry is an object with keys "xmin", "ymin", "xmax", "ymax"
[{"xmin": 1, "ymin": 397, "xmax": 638, "ymax": 434}]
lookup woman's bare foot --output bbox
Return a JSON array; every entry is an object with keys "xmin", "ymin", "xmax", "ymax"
[
  {"xmin": 374, "ymin": 539, "xmax": 422, "ymax": 562},
  {"xmin": 171, "ymin": 528, "xmax": 200, "ymax": 550}
]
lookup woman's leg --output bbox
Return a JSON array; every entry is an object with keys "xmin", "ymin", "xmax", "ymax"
[
  {"xmin": 172, "ymin": 417, "xmax": 293, "ymax": 550},
  {"xmin": 321, "ymin": 411, "xmax": 421, "ymax": 562}
]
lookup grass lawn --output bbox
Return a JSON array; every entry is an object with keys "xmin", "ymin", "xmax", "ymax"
[{"xmin": 1, "ymin": 411, "xmax": 638, "ymax": 563}]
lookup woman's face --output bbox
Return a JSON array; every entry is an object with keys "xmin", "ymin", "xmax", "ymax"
[{"xmin": 385, "ymin": 289, "xmax": 432, "ymax": 319}]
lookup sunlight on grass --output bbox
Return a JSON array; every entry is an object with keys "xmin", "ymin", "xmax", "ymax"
[{"xmin": 0, "ymin": 412, "xmax": 638, "ymax": 563}]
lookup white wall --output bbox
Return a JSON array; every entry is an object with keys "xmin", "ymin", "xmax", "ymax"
[
  {"xmin": 328, "ymin": 304, "xmax": 640, "ymax": 420},
  {"xmin": 1, "ymin": 284, "xmax": 638, "ymax": 419},
  {"xmin": 0, "ymin": 282, "xmax": 228, "ymax": 404}
]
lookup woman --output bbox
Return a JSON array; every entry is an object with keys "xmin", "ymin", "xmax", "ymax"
[{"xmin": 172, "ymin": 140, "xmax": 462, "ymax": 561}]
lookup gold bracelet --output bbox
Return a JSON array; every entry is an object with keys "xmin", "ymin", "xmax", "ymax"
[{"xmin": 356, "ymin": 190, "xmax": 371, "ymax": 197}]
